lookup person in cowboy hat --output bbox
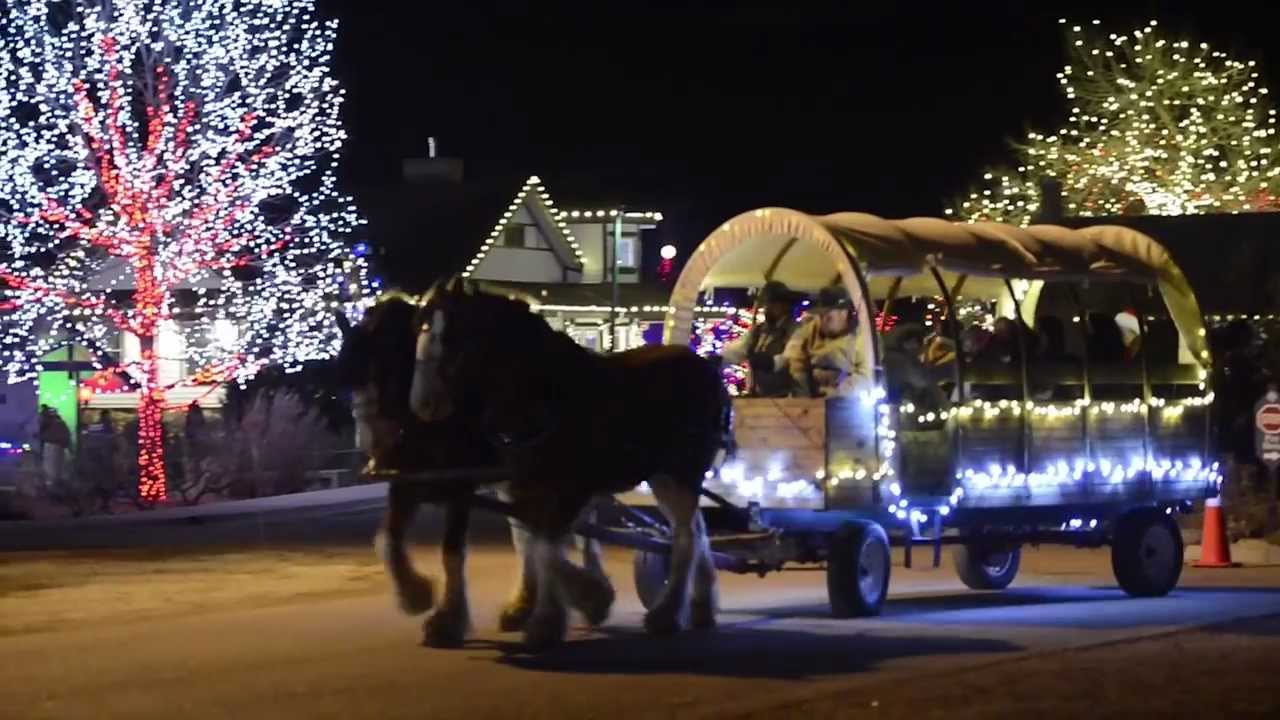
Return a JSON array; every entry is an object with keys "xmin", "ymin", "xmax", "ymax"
[
  {"xmin": 723, "ymin": 280, "xmax": 803, "ymax": 397},
  {"xmin": 783, "ymin": 284, "xmax": 872, "ymax": 398}
]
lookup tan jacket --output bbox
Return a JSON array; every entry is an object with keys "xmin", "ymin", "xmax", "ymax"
[
  {"xmin": 783, "ymin": 317, "xmax": 872, "ymax": 397},
  {"xmin": 722, "ymin": 318, "xmax": 798, "ymax": 397}
]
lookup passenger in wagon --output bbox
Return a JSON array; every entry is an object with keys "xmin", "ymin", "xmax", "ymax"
[
  {"xmin": 883, "ymin": 323, "xmax": 948, "ymax": 409},
  {"xmin": 959, "ymin": 324, "xmax": 992, "ymax": 363},
  {"xmin": 1086, "ymin": 313, "xmax": 1126, "ymax": 363},
  {"xmin": 984, "ymin": 317, "xmax": 1025, "ymax": 364},
  {"xmin": 921, "ymin": 329, "xmax": 956, "ymax": 367},
  {"xmin": 1114, "ymin": 309, "xmax": 1143, "ymax": 361},
  {"xmin": 784, "ymin": 285, "xmax": 873, "ymax": 398},
  {"xmin": 1029, "ymin": 316, "xmax": 1081, "ymax": 401},
  {"xmin": 722, "ymin": 281, "xmax": 803, "ymax": 397},
  {"xmin": 960, "ymin": 320, "xmax": 1023, "ymax": 401}
]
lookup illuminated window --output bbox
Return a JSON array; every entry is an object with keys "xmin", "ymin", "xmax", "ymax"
[{"xmin": 614, "ymin": 232, "xmax": 639, "ymax": 269}]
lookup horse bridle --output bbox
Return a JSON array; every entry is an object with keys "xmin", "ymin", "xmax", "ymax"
[{"xmin": 414, "ymin": 311, "xmax": 466, "ymax": 399}]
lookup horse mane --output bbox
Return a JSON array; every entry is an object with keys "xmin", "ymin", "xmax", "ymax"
[
  {"xmin": 468, "ymin": 288, "xmax": 585, "ymax": 357},
  {"xmin": 372, "ymin": 288, "xmax": 421, "ymax": 310},
  {"xmin": 426, "ymin": 282, "xmax": 596, "ymax": 398},
  {"xmin": 336, "ymin": 289, "xmax": 421, "ymax": 388}
]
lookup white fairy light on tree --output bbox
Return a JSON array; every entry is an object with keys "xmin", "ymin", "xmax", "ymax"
[
  {"xmin": 0, "ymin": 0, "xmax": 370, "ymax": 502},
  {"xmin": 951, "ymin": 19, "xmax": 1280, "ymax": 224}
]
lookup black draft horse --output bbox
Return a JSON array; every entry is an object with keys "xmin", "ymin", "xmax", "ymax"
[
  {"xmin": 410, "ymin": 277, "xmax": 734, "ymax": 650},
  {"xmin": 336, "ymin": 293, "xmax": 612, "ymax": 648}
]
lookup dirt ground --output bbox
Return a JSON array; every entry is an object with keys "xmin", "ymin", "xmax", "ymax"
[
  {"xmin": 4, "ymin": 541, "xmax": 1280, "ymax": 719},
  {"xmin": 0, "ymin": 546, "xmax": 385, "ymax": 637},
  {"xmin": 734, "ymin": 613, "xmax": 1280, "ymax": 719}
]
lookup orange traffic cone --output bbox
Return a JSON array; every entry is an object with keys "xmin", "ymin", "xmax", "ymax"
[{"xmin": 1194, "ymin": 497, "xmax": 1239, "ymax": 568}]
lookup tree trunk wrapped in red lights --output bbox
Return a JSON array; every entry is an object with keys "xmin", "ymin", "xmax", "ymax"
[{"xmin": 0, "ymin": 1, "xmax": 371, "ymax": 502}]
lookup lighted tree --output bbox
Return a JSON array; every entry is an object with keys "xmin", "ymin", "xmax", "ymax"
[
  {"xmin": 951, "ymin": 19, "xmax": 1280, "ymax": 224},
  {"xmin": 691, "ymin": 310, "xmax": 752, "ymax": 395},
  {"xmin": 0, "ymin": 0, "xmax": 369, "ymax": 502}
]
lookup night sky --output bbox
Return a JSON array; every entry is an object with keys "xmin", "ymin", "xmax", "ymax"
[{"xmin": 318, "ymin": 1, "xmax": 1279, "ymax": 282}]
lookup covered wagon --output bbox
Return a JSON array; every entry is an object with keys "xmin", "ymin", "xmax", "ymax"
[{"xmin": 623, "ymin": 208, "xmax": 1219, "ymax": 616}]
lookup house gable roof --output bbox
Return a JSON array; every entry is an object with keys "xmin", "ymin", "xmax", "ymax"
[{"xmin": 462, "ymin": 175, "xmax": 585, "ymax": 279}]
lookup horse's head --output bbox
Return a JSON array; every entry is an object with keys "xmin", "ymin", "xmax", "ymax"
[
  {"xmin": 410, "ymin": 275, "xmax": 534, "ymax": 423},
  {"xmin": 334, "ymin": 291, "xmax": 422, "ymax": 465}
]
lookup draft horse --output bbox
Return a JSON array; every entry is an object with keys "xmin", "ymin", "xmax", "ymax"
[
  {"xmin": 411, "ymin": 277, "xmax": 734, "ymax": 650},
  {"xmin": 336, "ymin": 293, "xmax": 612, "ymax": 648}
]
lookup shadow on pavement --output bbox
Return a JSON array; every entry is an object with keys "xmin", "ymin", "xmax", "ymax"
[
  {"xmin": 1199, "ymin": 611, "xmax": 1280, "ymax": 637},
  {"xmin": 713, "ymin": 586, "xmax": 1280, "ymax": 630},
  {"xmin": 733, "ymin": 586, "xmax": 1120, "ymax": 623},
  {"xmin": 885, "ymin": 587, "xmax": 1121, "ymax": 616},
  {"xmin": 488, "ymin": 626, "xmax": 1021, "ymax": 678}
]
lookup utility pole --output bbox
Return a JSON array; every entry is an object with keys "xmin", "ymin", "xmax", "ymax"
[{"xmin": 608, "ymin": 208, "xmax": 623, "ymax": 352}]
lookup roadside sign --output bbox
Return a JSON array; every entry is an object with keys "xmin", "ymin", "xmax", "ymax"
[
  {"xmin": 1256, "ymin": 390, "xmax": 1280, "ymax": 469},
  {"xmin": 1257, "ymin": 404, "xmax": 1280, "ymax": 434}
]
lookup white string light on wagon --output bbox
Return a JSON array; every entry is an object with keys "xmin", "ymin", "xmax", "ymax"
[{"xmin": 701, "ymin": 388, "xmax": 1221, "ymax": 520}]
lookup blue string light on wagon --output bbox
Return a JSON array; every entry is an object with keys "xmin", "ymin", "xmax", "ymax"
[
  {"xmin": 685, "ymin": 381, "xmax": 1221, "ymax": 526},
  {"xmin": 867, "ymin": 390, "xmax": 1222, "ymax": 526}
]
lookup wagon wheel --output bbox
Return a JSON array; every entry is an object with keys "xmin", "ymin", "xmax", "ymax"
[
  {"xmin": 1112, "ymin": 508, "xmax": 1184, "ymax": 597},
  {"xmin": 826, "ymin": 521, "xmax": 891, "ymax": 617},
  {"xmin": 953, "ymin": 543, "xmax": 1022, "ymax": 590},
  {"xmin": 628, "ymin": 507, "xmax": 671, "ymax": 611},
  {"xmin": 633, "ymin": 549, "xmax": 670, "ymax": 611}
]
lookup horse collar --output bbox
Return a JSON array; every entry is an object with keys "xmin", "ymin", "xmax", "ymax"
[{"xmin": 485, "ymin": 402, "xmax": 561, "ymax": 451}]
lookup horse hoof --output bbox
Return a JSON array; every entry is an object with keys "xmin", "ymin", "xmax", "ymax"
[
  {"xmin": 576, "ymin": 575, "xmax": 616, "ymax": 627},
  {"xmin": 522, "ymin": 612, "xmax": 568, "ymax": 652},
  {"xmin": 422, "ymin": 608, "xmax": 471, "ymax": 649},
  {"xmin": 375, "ymin": 531, "xmax": 436, "ymax": 615},
  {"xmin": 394, "ymin": 573, "xmax": 437, "ymax": 615},
  {"xmin": 499, "ymin": 598, "xmax": 535, "ymax": 632},
  {"xmin": 643, "ymin": 608, "xmax": 683, "ymax": 636}
]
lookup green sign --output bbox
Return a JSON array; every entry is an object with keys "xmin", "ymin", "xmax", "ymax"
[{"xmin": 36, "ymin": 345, "xmax": 94, "ymax": 448}]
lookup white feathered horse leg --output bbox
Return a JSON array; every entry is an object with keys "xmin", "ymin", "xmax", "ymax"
[
  {"xmin": 576, "ymin": 502, "xmax": 607, "ymax": 576},
  {"xmin": 645, "ymin": 474, "xmax": 704, "ymax": 635},
  {"xmin": 375, "ymin": 483, "xmax": 436, "ymax": 615},
  {"xmin": 496, "ymin": 489, "xmax": 614, "ymax": 631},
  {"xmin": 496, "ymin": 484, "xmax": 538, "ymax": 632},
  {"xmin": 689, "ymin": 510, "xmax": 719, "ymax": 629},
  {"xmin": 522, "ymin": 532, "xmax": 571, "ymax": 651},
  {"xmin": 420, "ymin": 499, "xmax": 472, "ymax": 647},
  {"xmin": 560, "ymin": 502, "xmax": 614, "ymax": 627}
]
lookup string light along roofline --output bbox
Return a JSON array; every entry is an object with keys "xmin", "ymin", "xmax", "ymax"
[
  {"xmin": 558, "ymin": 209, "xmax": 665, "ymax": 222},
  {"xmin": 461, "ymin": 175, "xmax": 586, "ymax": 279}
]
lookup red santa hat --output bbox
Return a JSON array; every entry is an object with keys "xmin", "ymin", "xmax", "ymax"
[{"xmin": 1114, "ymin": 308, "xmax": 1141, "ymax": 338}]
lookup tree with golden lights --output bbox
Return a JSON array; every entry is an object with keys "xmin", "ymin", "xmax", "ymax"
[{"xmin": 951, "ymin": 20, "xmax": 1280, "ymax": 224}]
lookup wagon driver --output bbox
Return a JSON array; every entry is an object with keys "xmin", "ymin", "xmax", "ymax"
[
  {"xmin": 721, "ymin": 280, "xmax": 803, "ymax": 397},
  {"xmin": 785, "ymin": 284, "xmax": 873, "ymax": 398}
]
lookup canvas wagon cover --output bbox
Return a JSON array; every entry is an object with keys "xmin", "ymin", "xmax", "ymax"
[{"xmin": 664, "ymin": 208, "xmax": 1209, "ymax": 367}]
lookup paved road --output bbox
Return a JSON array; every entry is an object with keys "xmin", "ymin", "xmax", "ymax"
[{"xmin": 4, "ymin": 537, "xmax": 1280, "ymax": 719}]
